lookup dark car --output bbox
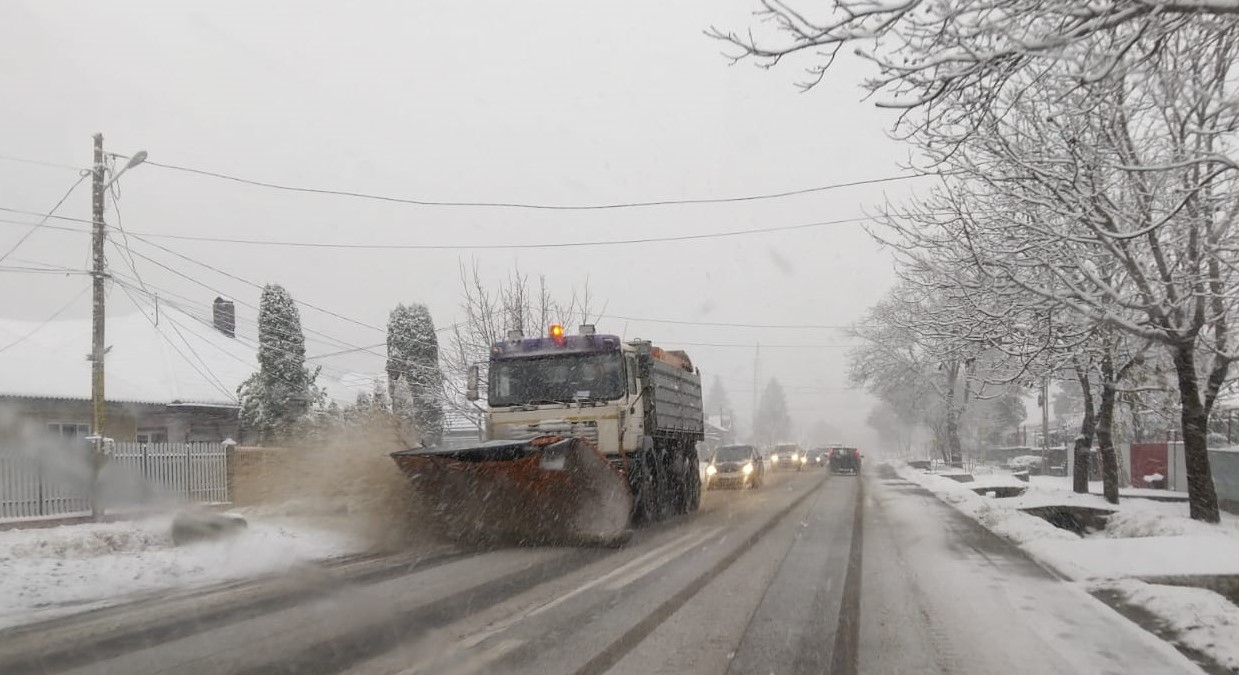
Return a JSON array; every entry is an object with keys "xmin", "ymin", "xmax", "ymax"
[
  {"xmin": 805, "ymin": 448, "xmax": 828, "ymax": 468},
  {"xmin": 829, "ymin": 447, "xmax": 862, "ymax": 475},
  {"xmin": 705, "ymin": 444, "xmax": 765, "ymax": 489}
]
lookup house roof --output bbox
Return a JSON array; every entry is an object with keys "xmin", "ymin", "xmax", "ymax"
[{"xmin": 0, "ymin": 304, "xmax": 346, "ymax": 407}]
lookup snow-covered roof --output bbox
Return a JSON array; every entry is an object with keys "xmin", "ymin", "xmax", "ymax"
[{"xmin": 0, "ymin": 305, "xmax": 345, "ymax": 407}]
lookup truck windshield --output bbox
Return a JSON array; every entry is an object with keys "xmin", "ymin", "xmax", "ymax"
[{"xmin": 488, "ymin": 353, "xmax": 625, "ymax": 407}]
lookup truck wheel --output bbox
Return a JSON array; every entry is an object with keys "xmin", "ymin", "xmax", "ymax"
[
  {"xmin": 632, "ymin": 458, "xmax": 658, "ymax": 526},
  {"xmin": 674, "ymin": 453, "xmax": 701, "ymax": 514},
  {"xmin": 652, "ymin": 452, "xmax": 673, "ymax": 521},
  {"xmin": 685, "ymin": 461, "xmax": 702, "ymax": 512}
]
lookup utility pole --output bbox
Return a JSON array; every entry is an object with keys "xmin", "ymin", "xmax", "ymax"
[
  {"xmin": 90, "ymin": 133, "xmax": 107, "ymax": 520},
  {"xmin": 751, "ymin": 343, "xmax": 760, "ymax": 445}
]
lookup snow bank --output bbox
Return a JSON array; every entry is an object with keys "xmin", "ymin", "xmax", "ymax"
[
  {"xmin": 1097, "ymin": 579, "xmax": 1239, "ymax": 672},
  {"xmin": 897, "ymin": 466, "xmax": 1076, "ymax": 546},
  {"xmin": 897, "ymin": 464, "xmax": 1239, "ymax": 573},
  {"xmin": 0, "ymin": 514, "xmax": 365, "ymax": 630},
  {"xmin": 1028, "ymin": 536, "xmax": 1239, "ymax": 580},
  {"xmin": 897, "ymin": 461, "xmax": 1239, "ymax": 672}
]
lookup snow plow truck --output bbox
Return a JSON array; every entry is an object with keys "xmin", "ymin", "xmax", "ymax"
[{"xmin": 391, "ymin": 324, "xmax": 704, "ymax": 545}]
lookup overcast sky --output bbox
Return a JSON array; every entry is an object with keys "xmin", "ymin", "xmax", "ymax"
[{"xmin": 0, "ymin": 1, "xmax": 927, "ymax": 447}]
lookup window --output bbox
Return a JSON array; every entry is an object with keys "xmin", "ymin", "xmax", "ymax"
[
  {"xmin": 46, "ymin": 422, "xmax": 90, "ymax": 438},
  {"xmin": 136, "ymin": 428, "xmax": 168, "ymax": 444},
  {"xmin": 627, "ymin": 357, "xmax": 639, "ymax": 398},
  {"xmin": 188, "ymin": 426, "xmax": 217, "ymax": 443}
]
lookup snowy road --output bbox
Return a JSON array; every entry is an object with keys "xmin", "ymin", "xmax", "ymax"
[{"xmin": 0, "ymin": 469, "xmax": 1204, "ymax": 674}]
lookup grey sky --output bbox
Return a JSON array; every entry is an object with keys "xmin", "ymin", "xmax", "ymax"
[{"xmin": 0, "ymin": 0, "xmax": 924, "ymax": 446}]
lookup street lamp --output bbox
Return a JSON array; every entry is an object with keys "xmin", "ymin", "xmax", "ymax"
[{"xmin": 103, "ymin": 150, "xmax": 147, "ymax": 190}]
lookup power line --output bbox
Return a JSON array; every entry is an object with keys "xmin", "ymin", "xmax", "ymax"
[
  {"xmin": 661, "ymin": 340, "xmax": 859, "ymax": 349},
  {"xmin": 0, "ymin": 284, "xmax": 91, "ymax": 353},
  {"xmin": 0, "ymin": 172, "xmax": 89, "ymax": 264},
  {"xmin": 600, "ymin": 313, "xmax": 855, "ymax": 330},
  {"xmin": 0, "ymin": 154, "xmax": 85, "ymax": 171},
  {"xmin": 140, "ymin": 159, "xmax": 923, "ymax": 211},
  {"xmin": 112, "ymin": 275, "xmax": 451, "ymax": 377},
  {"xmin": 0, "ymin": 216, "xmax": 88, "ymax": 234},
  {"xmin": 0, "ymin": 208, "xmax": 887, "ymax": 249},
  {"xmin": 116, "ymin": 283, "xmax": 238, "ymax": 402},
  {"xmin": 107, "ymin": 184, "xmax": 146, "ymax": 290},
  {"xmin": 0, "ymin": 265, "xmax": 90, "ymax": 275},
  {"xmin": 122, "ymin": 233, "xmax": 390, "ymax": 334}
]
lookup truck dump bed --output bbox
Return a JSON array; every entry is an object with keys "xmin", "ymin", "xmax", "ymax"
[{"xmin": 650, "ymin": 356, "xmax": 704, "ymax": 435}]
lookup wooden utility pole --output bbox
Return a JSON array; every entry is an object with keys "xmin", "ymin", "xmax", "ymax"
[
  {"xmin": 751, "ymin": 343, "xmax": 760, "ymax": 445},
  {"xmin": 90, "ymin": 133, "xmax": 107, "ymax": 520}
]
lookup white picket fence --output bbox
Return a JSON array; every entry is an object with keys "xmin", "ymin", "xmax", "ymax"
[{"xmin": 0, "ymin": 442, "xmax": 230, "ymax": 522}]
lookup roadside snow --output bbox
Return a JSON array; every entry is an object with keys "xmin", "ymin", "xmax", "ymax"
[
  {"xmin": 897, "ymin": 461, "xmax": 1239, "ymax": 673},
  {"xmin": 0, "ymin": 513, "xmax": 365, "ymax": 630},
  {"xmin": 1027, "ymin": 536, "xmax": 1239, "ymax": 580},
  {"xmin": 898, "ymin": 466, "xmax": 1077, "ymax": 546},
  {"xmin": 1096, "ymin": 579, "xmax": 1239, "ymax": 672},
  {"xmin": 897, "ymin": 464, "xmax": 1239, "ymax": 576}
]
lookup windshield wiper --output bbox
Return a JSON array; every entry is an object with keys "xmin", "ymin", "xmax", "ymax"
[{"xmin": 523, "ymin": 398, "xmax": 570, "ymax": 408}]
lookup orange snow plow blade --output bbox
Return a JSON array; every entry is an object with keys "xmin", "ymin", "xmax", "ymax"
[{"xmin": 390, "ymin": 436, "xmax": 633, "ymax": 546}]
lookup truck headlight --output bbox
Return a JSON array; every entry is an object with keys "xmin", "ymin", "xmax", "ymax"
[
  {"xmin": 742, "ymin": 463, "xmax": 753, "ymax": 475},
  {"xmin": 799, "ymin": 455, "xmax": 807, "ymax": 463},
  {"xmin": 706, "ymin": 465, "xmax": 717, "ymax": 476}
]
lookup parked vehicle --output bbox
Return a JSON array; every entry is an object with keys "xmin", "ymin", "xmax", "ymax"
[
  {"xmin": 705, "ymin": 444, "xmax": 765, "ymax": 489},
  {"xmin": 770, "ymin": 443, "xmax": 806, "ymax": 471},
  {"xmin": 829, "ymin": 447, "xmax": 862, "ymax": 475}
]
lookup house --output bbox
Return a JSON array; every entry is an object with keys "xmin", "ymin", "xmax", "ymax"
[
  {"xmin": 703, "ymin": 414, "xmax": 735, "ymax": 452},
  {"xmin": 0, "ymin": 297, "xmax": 344, "ymax": 445}
]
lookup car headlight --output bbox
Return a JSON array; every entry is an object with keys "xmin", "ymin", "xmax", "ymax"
[
  {"xmin": 742, "ymin": 463, "xmax": 753, "ymax": 474},
  {"xmin": 705, "ymin": 465, "xmax": 717, "ymax": 476},
  {"xmin": 771, "ymin": 455, "xmax": 778, "ymax": 462}
]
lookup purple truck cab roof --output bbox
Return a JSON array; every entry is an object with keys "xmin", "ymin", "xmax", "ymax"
[{"xmin": 491, "ymin": 334, "xmax": 623, "ymax": 358}]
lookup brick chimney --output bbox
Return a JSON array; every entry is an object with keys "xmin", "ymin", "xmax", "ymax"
[{"xmin": 212, "ymin": 296, "xmax": 236, "ymax": 338}]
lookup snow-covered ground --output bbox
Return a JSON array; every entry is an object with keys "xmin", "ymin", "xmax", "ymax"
[
  {"xmin": 896, "ymin": 462, "xmax": 1239, "ymax": 671},
  {"xmin": 1095, "ymin": 579, "xmax": 1239, "ymax": 672},
  {"xmin": 0, "ymin": 512, "xmax": 365, "ymax": 631}
]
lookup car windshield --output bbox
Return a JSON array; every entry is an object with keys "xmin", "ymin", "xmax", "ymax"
[
  {"xmin": 713, "ymin": 446, "xmax": 753, "ymax": 462},
  {"xmin": 488, "ymin": 353, "xmax": 625, "ymax": 407},
  {"xmin": 775, "ymin": 445, "xmax": 799, "ymax": 454}
]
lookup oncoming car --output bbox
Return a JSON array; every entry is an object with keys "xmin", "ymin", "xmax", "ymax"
[
  {"xmin": 769, "ymin": 443, "xmax": 806, "ymax": 471},
  {"xmin": 705, "ymin": 444, "xmax": 765, "ymax": 489},
  {"xmin": 805, "ymin": 448, "xmax": 827, "ymax": 468}
]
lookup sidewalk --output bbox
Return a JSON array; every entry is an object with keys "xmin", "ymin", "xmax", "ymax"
[{"xmin": 894, "ymin": 462, "xmax": 1239, "ymax": 673}]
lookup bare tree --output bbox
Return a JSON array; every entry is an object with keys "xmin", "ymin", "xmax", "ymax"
[
  {"xmin": 441, "ymin": 262, "xmax": 598, "ymax": 418},
  {"xmin": 709, "ymin": 1, "xmax": 1239, "ymax": 154},
  {"xmin": 871, "ymin": 32, "xmax": 1239, "ymax": 519}
]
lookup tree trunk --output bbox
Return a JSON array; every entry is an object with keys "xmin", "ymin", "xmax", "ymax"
[
  {"xmin": 1097, "ymin": 356, "xmax": 1120, "ymax": 505},
  {"xmin": 1073, "ymin": 363, "xmax": 1096, "ymax": 494},
  {"xmin": 944, "ymin": 361, "xmax": 963, "ymax": 466},
  {"xmin": 1171, "ymin": 344, "xmax": 1220, "ymax": 523}
]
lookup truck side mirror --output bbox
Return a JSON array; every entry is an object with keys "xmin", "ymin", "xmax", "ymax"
[{"xmin": 466, "ymin": 365, "xmax": 480, "ymax": 401}]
